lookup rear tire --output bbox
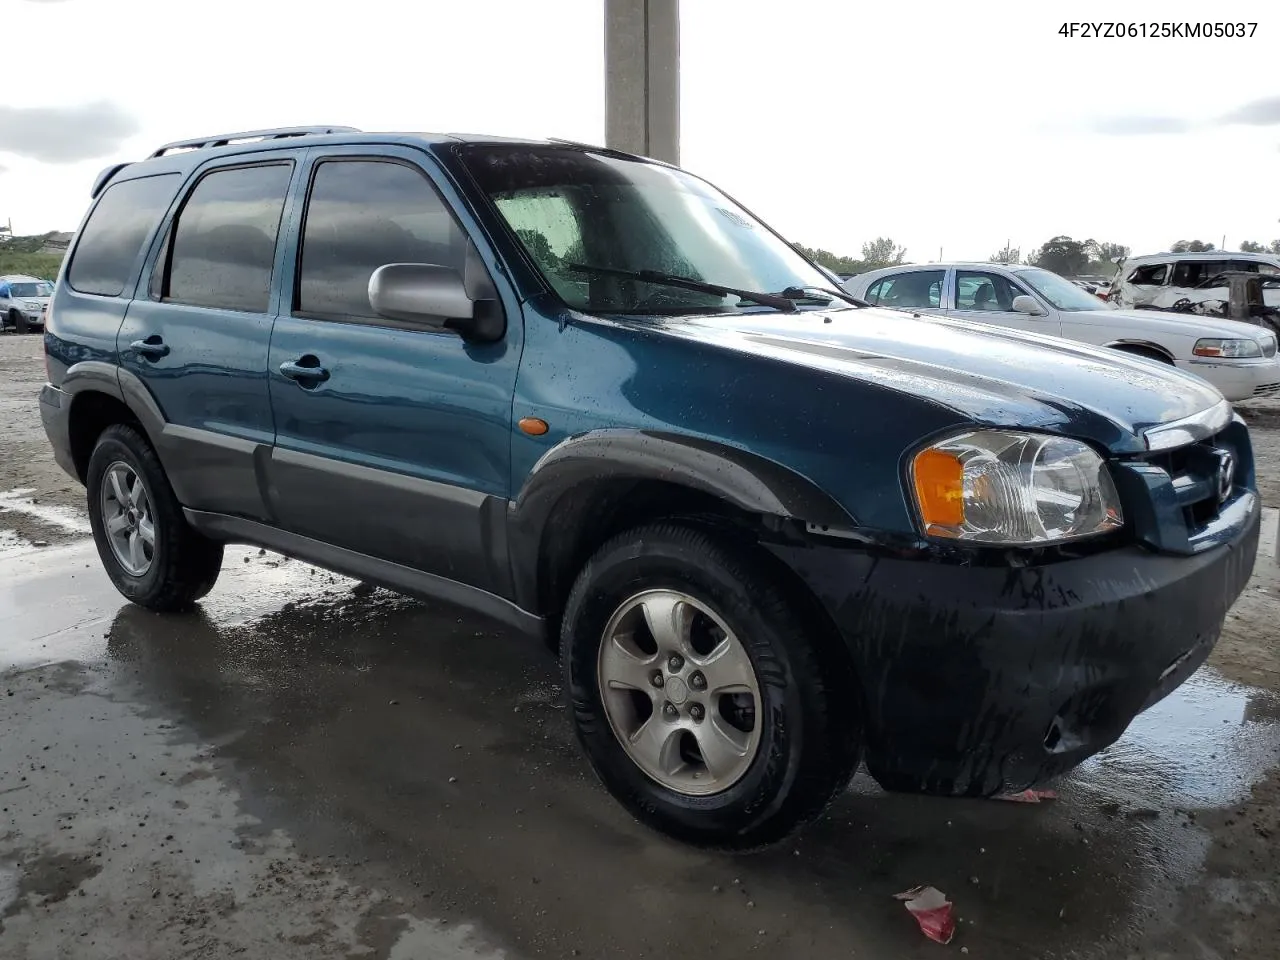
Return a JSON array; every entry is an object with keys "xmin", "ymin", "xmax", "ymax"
[
  {"xmin": 87, "ymin": 423, "xmax": 224, "ymax": 611},
  {"xmin": 561, "ymin": 522, "xmax": 862, "ymax": 850}
]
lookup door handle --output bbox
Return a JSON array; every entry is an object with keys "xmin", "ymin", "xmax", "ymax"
[
  {"xmin": 279, "ymin": 357, "xmax": 330, "ymax": 385},
  {"xmin": 130, "ymin": 336, "xmax": 170, "ymax": 359}
]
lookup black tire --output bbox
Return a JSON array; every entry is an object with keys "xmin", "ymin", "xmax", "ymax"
[
  {"xmin": 10, "ymin": 310, "xmax": 28, "ymax": 335},
  {"xmin": 561, "ymin": 522, "xmax": 862, "ymax": 850},
  {"xmin": 86, "ymin": 423, "xmax": 224, "ymax": 611}
]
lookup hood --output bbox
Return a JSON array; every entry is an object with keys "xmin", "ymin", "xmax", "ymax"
[
  {"xmin": 651, "ymin": 306, "xmax": 1224, "ymax": 454},
  {"xmin": 1071, "ymin": 307, "xmax": 1274, "ymax": 341}
]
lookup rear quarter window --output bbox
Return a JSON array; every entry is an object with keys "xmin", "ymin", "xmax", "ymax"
[{"xmin": 67, "ymin": 174, "xmax": 180, "ymax": 297}]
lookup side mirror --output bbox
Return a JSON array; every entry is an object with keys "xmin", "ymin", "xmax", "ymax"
[
  {"xmin": 368, "ymin": 263, "xmax": 503, "ymax": 341},
  {"xmin": 1011, "ymin": 295, "xmax": 1045, "ymax": 316}
]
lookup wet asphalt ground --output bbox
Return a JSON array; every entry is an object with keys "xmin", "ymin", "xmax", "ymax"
[
  {"xmin": 1, "ymin": 525, "xmax": 1277, "ymax": 959},
  {"xmin": 2, "ymin": 332, "xmax": 1280, "ymax": 959}
]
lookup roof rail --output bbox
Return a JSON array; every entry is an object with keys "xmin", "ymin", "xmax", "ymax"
[
  {"xmin": 148, "ymin": 125, "xmax": 362, "ymax": 159},
  {"xmin": 545, "ymin": 137, "xmax": 652, "ymax": 162}
]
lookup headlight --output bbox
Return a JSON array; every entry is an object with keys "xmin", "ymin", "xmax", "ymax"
[
  {"xmin": 1194, "ymin": 338, "xmax": 1262, "ymax": 359},
  {"xmin": 911, "ymin": 430, "xmax": 1124, "ymax": 545}
]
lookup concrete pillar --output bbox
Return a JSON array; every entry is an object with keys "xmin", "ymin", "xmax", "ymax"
[{"xmin": 604, "ymin": 0, "xmax": 680, "ymax": 165}]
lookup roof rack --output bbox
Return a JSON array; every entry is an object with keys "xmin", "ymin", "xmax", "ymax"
[
  {"xmin": 545, "ymin": 137, "xmax": 653, "ymax": 162},
  {"xmin": 148, "ymin": 125, "xmax": 362, "ymax": 159}
]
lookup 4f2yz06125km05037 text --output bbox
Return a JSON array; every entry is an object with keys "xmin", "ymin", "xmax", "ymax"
[{"xmin": 1059, "ymin": 22, "xmax": 1257, "ymax": 38}]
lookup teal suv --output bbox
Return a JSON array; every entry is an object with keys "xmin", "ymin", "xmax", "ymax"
[{"xmin": 40, "ymin": 126, "xmax": 1260, "ymax": 848}]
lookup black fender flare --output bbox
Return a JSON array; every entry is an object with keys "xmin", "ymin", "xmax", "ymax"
[
  {"xmin": 506, "ymin": 429, "xmax": 857, "ymax": 612},
  {"xmin": 60, "ymin": 362, "xmax": 168, "ymax": 438}
]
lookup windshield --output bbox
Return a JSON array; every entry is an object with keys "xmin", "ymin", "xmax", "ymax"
[
  {"xmin": 1013, "ymin": 267, "xmax": 1107, "ymax": 312},
  {"xmin": 460, "ymin": 145, "xmax": 840, "ymax": 315},
  {"xmin": 10, "ymin": 282, "xmax": 53, "ymax": 298}
]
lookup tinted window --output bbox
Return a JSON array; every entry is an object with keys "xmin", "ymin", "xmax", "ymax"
[
  {"xmin": 67, "ymin": 174, "xmax": 179, "ymax": 297},
  {"xmin": 865, "ymin": 271, "xmax": 943, "ymax": 309},
  {"xmin": 1170, "ymin": 260, "xmax": 1261, "ymax": 287},
  {"xmin": 161, "ymin": 164, "xmax": 292, "ymax": 313},
  {"xmin": 297, "ymin": 160, "xmax": 467, "ymax": 320}
]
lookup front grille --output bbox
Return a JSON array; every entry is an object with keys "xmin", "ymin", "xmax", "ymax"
[
  {"xmin": 1146, "ymin": 433, "xmax": 1239, "ymax": 535},
  {"xmin": 1253, "ymin": 381, "xmax": 1280, "ymax": 398}
]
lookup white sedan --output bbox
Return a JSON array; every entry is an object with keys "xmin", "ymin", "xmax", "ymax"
[{"xmin": 842, "ymin": 262, "xmax": 1280, "ymax": 402}]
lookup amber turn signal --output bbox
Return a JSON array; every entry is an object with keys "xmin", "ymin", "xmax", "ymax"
[
  {"xmin": 912, "ymin": 448, "xmax": 965, "ymax": 529},
  {"xmin": 518, "ymin": 417, "xmax": 549, "ymax": 436}
]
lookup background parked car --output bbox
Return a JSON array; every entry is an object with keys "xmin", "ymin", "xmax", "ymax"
[
  {"xmin": 0, "ymin": 274, "xmax": 53, "ymax": 333},
  {"xmin": 842, "ymin": 262, "xmax": 1280, "ymax": 401},
  {"xmin": 1110, "ymin": 251, "xmax": 1280, "ymax": 309}
]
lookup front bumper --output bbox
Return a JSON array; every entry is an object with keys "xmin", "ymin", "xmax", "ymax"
[
  {"xmin": 769, "ymin": 495, "xmax": 1261, "ymax": 797},
  {"xmin": 1177, "ymin": 356, "xmax": 1280, "ymax": 402}
]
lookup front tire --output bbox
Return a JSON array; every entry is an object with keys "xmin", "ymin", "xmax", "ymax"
[
  {"xmin": 87, "ymin": 424, "xmax": 224, "ymax": 611},
  {"xmin": 10, "ymin": 310, "xmax": 27, "ymax": 334},
  {"xmin": 561, "ymin": 522, "xmax": 862, "ymax": 850}
]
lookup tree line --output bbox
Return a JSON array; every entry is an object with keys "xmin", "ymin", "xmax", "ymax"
[{"xmin": 797, "ymin": 234, "xmax": 1280, "ymax": 279}]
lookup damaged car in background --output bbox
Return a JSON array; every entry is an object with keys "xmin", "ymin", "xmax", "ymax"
[
  {"xmin": 842, "ymin": 262, "xmax": 1280, "ymax": 402},
  {"xmin": 1110, "ymin": 250, "xmax": 1280, "ymax": 310}
]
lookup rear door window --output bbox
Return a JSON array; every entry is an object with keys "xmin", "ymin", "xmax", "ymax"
[
  {"xmin": 156, "ymin": 163, "xmax": 293, "ymax": 313},
  {"xmin": 67, "ymin": 174, "xmax": 180, "ymax": 297},
  {"xmin": 866, "ymin": 271, "xmax": 943, "ymax": 309}
]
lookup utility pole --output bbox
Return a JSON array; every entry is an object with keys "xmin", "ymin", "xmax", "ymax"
[{"xmin": 605, "ymin": 0, "xmax": 680, "ymax": 164}]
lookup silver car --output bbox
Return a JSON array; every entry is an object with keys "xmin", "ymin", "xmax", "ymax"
[
  {"xmin": 0, "ymin": 274, "xmax": 53, "ymax": 333},
  {"xmin": 843, "ymin": 262, "xmax": 1280, "ymax": 402}
]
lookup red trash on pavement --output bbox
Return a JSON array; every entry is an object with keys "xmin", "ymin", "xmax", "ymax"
[{"xmin": 894, "ymin": 885, "xmax": 956, "ymax": 944}]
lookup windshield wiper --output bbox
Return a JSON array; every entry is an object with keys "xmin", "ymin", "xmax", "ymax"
[
  {"xmin": 562, "ymin": 263, "xmax": 799, "ymax": 313},
  {"xmin": 779, "ymin": 285, "xmax": 870, "ymax": 308}
]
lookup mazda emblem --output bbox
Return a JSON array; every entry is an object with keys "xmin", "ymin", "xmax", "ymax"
[{"xmin": 1216, "ymin": 450, "xmax": 1235, "ymax": 503}]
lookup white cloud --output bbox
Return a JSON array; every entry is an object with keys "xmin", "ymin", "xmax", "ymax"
[{"xmin": 0, "ymin": 101, "xmax": 139, "ymax": 163}]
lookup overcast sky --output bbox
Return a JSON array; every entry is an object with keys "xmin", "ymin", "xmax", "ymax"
[{"xmin": 3, "ymin": 0, "xmax": 1278, "ymax": 263}]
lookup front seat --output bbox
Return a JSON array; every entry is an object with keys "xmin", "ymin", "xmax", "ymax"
[{"xmin": 973, "ymin": 283, "xmax": 997, "ymax": 310}]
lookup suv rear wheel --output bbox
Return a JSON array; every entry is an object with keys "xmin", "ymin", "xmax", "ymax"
[
  {"xmin": 87, "ymin": 424, "xmax": 224, "ymax": 611},
  {"xmin": 561, "ymin": 522, "xmax": 862, "ymax": 850}
]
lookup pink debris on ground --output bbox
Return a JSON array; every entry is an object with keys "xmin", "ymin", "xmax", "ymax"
[
  {"xmin": 894, "ymin": 885, "xmax": 956, "ymax": 944},
  {"xmin": 994, "ymin": 788, "xmax": 1059, "ymax": 803}
]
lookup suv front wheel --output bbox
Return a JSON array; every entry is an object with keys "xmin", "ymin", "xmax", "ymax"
[
  {"xmin": 87, "ymin": 424, "xmax": 224, "ymax": 611},
  {"xmin": 561, "ymin": 522, "xmax": 862, "ymax": 850}
]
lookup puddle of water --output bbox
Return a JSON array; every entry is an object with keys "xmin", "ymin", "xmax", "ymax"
[
  {"xmin": 0, "ymin": 528, "xmax": 25, "ymax": 557},
  {"xmin": 1075, "ymin": 667, "xmax": 1280, "ymax": 807},
  {"xmin": 0, "ymin": 487, "xmax": 92, "ymax": 535}
]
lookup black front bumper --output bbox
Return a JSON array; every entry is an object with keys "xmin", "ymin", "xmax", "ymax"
[{"xmin": 769, "ymin": 494, "xmax": 1262, "ymax": 797}]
